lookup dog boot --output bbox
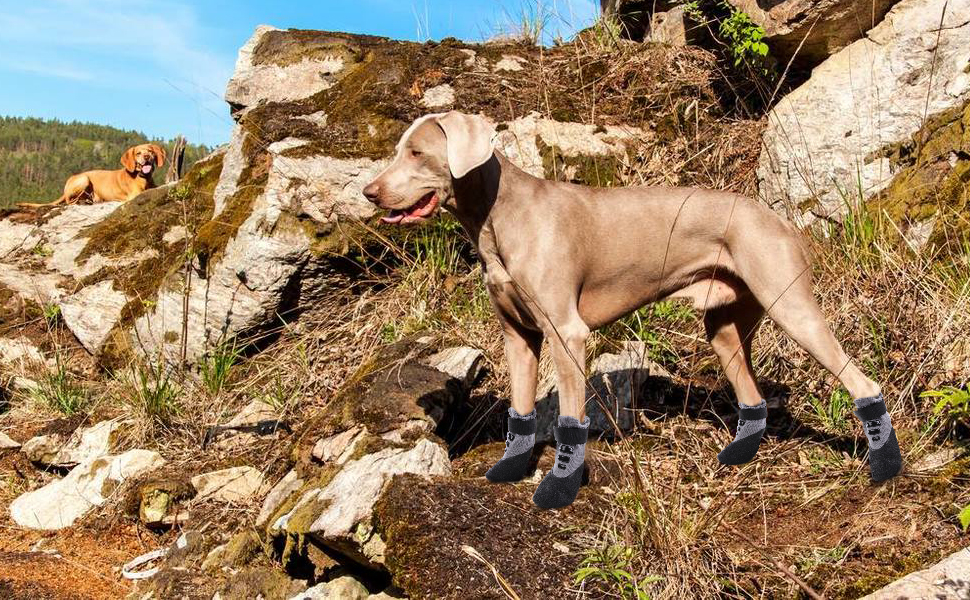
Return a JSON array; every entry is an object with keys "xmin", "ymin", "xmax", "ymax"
[
  {"xmin": 717, "ymin": 399, "xmax": 767, "ymax": 466},
  {"xmin": 853, "ymin": 394, "xmax": 903, "ymax": 482},
  {"xmin": 485, "ymin": 408, "xmax": 537, "ymax": 483},
  {"xmin": 533, "ymin": 416, "xmax": 589, "ymax": 509}
]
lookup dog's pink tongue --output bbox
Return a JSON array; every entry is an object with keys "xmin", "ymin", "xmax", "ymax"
[
  {"xmin": 141, "ymin": 165, "xmax": 152, "ymax": 174},
  {"xmin": 382, "ymin": 210, "xmax": 405, "ymax": 224}
]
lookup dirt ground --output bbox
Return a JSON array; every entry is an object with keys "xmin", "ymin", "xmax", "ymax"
[{"xmin": 0, "ymin": 523, "xmax": 149, "ymax": 600}]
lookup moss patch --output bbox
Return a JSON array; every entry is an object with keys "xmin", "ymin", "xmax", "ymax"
[
  {"xmin": 192, "ymin": 164, "xmax": 266, "ymax": 265},
  {"xmin": 252, "ymin": 29, "xmax": 375, "ymax": 68},
  {"xmin": 871, "ymin": 101, "xmax": 970, "ymax": 249},
  {"xmin": 220, "ymin": 565, "xmax": 305, "ymax": 600},
  {"xmin": 538, "ymin": 136, "xmax": 627, "ymax": 187}
]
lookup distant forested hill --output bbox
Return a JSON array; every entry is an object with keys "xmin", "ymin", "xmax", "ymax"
[{"xmin": 0, "ymin": 116, "xmax": 212, "ymax": 208}]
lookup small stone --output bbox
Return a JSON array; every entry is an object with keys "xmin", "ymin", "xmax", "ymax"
[
  {"xmin": 10, "ymin": 449, "xmax": 165, "ymax": 530},
  {"xmin": 141, "ymin": 489, "xmax": 172, "ymax": 525},
  {"xmin": 311, "ymin": 427, "xmax": 364, "ymax": 465},
  {"xmin": 0, "ymin": 431, "xmax": 20, "ymax": 449},
  {"xmin": 162, "ymin": 226, "xmax": 188, "ymax": 245},
  {"xmin": 913, "ymin": 448, "xmax": 962, "ymax": 473},
  {"xmin": 191, "ymin": 466, "xmax": 264, "ymax": 503},
  {"xmin": 0, "ymin": 337, "xmax": 49, "ymax": 369},
  {"xmin": 138, "ymin": 478, "xmax": 192, "ymax": 526},
  {"xmin": 226, "ymin": 399, "xmax": 278, "ymax": 427},
  {"xmin": 421, "ymin": 84, "xmax": 456, "ymax": 108},
  {"xmin": 369, "ymin": 591, "xmax": 407, "ymax": 600},
  {"xmin": 494, "ymin": 55, "xmax": 526, "ymax": 72},
  {"xmin": 423, "ymin": 346, "xmax": 484, "ymax": 388},
  {"xmin": 59, "ymin": 280, "xmax": 129, "ymax": 354},
  {"xmin": 22, "ymin": 418, "xmax": 130, "ymax": 468},
  {"xmin": 290, "ymin": 576, "xmax": 369, "ymax": 600},
  {"xmin": 21, "ymin": 434, "xmax": 62, "ymax": 465},
  {"xmin": 202, "ymin": 544, "xmax": 227, "ymax": 572}
]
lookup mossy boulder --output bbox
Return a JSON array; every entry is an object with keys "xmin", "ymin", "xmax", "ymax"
[
  {"xmin": 871, "ymin": 101, "xmax": 970, "ymax": 250},
  {"xmin": 758, "ymin": 0, "xmax": 970, "ymax": 225},
  {"xmin": 264, "ymin": 342, "xmax": 461, "ymax": 571}
]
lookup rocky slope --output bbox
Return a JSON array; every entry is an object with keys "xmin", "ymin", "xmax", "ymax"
[
  {"xmin": 1, "ymin": 13, "xmax": 968, "ymax": 600},
  {"xmin": 0, "ymin": 26, "xmax": 758, "ymax": 370}
]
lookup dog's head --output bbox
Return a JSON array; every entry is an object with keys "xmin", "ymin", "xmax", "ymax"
[
  {"xmin": 121, "ymin": 144, "xmax": 166, "ymax": 177},
  {"xmin": 362, "ymin": 111, "xmax": 496, "ymax": 224}
]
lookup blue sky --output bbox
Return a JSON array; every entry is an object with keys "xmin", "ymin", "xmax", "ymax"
[{"xmin": 0, "ymin": 0, "xmax": 599, "ymax": 148}]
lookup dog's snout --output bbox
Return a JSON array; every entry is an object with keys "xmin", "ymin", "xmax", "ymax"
[{"xmin": 363, "ymin": 182, "xmax": 381, "ymax": 204}]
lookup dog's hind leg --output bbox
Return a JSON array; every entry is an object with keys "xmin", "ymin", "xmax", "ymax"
[
  {"xmin": 744, "ymin": 260, "xmax": 878, "ymax": 400},
  {"xmin": 704, "ymin": 294, "xmax": 765, "ymax": 407},
  {"xmin": 705, "ymin": 295, "xmax": 770, "ymax": 465},
  {"xmin": 736, "ymin": 240, "xmax": 901, "ymax": 479},
  {"xmin": 62, "ymin": 174, "xmax": 93, "ymax": 205}
]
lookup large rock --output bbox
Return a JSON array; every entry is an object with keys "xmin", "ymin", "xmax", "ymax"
[
  {"xmin": 727, "ymin": 0, "xmax": 900, "ymax": 70},
  {"xmin": 10, "ymin": 449, "xmax": 165, "ymax": 530},
  {"xmin": 264, "ymin": 343, "xmax": 460, "ymax": 570},
  {"xmin": 21, "ymin": 418, "xmax": 129, "ymax": 468},
  {"xmin": 758, "ymin": 0, "xmax": 970, "ymax": 224},
  {"xmin": 604, "ymin": 0, "xmax": 898, "ymax": 69},
  {"xmin": 861, "ymin": 546, "xmax": 970, "ymax": 599},
  {"xmin": 0, "ymin": 203, "xmax": 124, "ymax": 308}
]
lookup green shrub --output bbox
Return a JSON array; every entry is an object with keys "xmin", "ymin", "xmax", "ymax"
[
  {"xmin": 127, "ymin": 361, "xmax": 181, "ymax": 424},
  {"xmin": 575, "ymin": 544, "xmax": 661, "ymax": 599},
  {"xmin": 201, "ymin": 338, "xmax": 243, "ymax": 396},
  {"xmin": 809, "ymin": 389, "xmax": 853, "ymax": 434},
  {"xmin": 922, "ymin": 385, "xmax": 970, "ymax": 425},
  {"xmin": 31, "ymin": 358, "xmax": 87, "ymax": 415}
]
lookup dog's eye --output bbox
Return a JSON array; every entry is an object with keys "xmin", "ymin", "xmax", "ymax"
[{"xmin": 410, "ymin": 150, "xmax": 423, "ymax": 158}]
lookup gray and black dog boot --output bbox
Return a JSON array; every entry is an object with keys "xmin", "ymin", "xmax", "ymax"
[
  {"xmin": 485, "ymin": 408, "xmax": 537, "ymax": 483},
  {"xmin": 853, "ymin": 394, "xmax": 903, "ymax": 482},
  {"xmin": 717, "ymin": 400, "xmax": 767, "ymax": 466},
  {"xmin": 533, "ymin": 416, "xmax": 589, "ymax": 509}
]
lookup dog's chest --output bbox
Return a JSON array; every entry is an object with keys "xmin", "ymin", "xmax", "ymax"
[{"xmin": 482, "ymin": 261, "xmax": 539, "ymax": 330}]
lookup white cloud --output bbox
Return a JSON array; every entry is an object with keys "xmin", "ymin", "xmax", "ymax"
[
  {"xmin": 0, "ymin": 56, "xmax": 94, "ymax": 81},
  {"xmin": 0, "ymin": 0, "xmax": 232, "ymax": 94}
]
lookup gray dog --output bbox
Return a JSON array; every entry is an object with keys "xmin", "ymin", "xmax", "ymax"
[{"xmin": 364, "ymin": 111, "xmax": 902, "ymax": 509}]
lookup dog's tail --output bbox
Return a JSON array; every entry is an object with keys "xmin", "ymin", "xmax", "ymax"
[{"xmin": 16, "ymin": 195, "xmax": 68, "ymax": 210}]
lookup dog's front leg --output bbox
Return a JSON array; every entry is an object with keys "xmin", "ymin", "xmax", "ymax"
[
  {"xmin": 485, "ymin": 318, "xmax": 543, "ymax": 483},
  {"xmin": 532, "ymin": 317, "xmax": 590, "ymax": 509},
  {"xmin": 501, "ymin": 320, "xmax": 543, "ymax": 416},
  {"xmin": 546, "ymin": 319, "xmax": 589, "ymax": 421}
]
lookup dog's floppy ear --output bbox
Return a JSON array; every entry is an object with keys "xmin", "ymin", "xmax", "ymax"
[
  {"xmin": 434, "ymin": 111, "xmax": 497, "ymax": 179},
  {"xmin": 149, "ymin": 144, "xmax": 166, "ymax": 168},
  {"xmin": 120, "ymin": 147, "xmax": 137, "ymax": 172}
]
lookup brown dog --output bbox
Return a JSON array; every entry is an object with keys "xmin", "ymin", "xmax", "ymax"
[{"xmin": 17, "ymin": 144, "xmax": 166, "ymax": 209}]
